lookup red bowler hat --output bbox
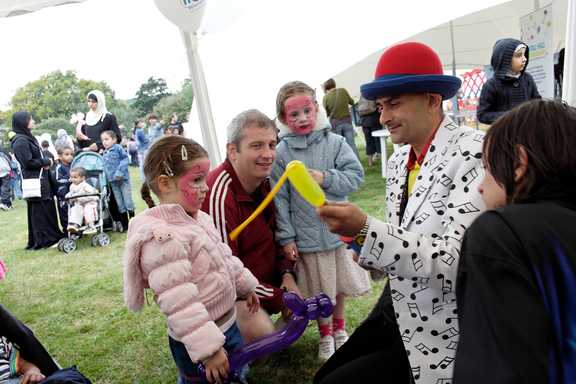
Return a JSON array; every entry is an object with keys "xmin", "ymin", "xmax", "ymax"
[{"xmin": 361, "ymin": 42, "xmax": 461, "ymax": 100}]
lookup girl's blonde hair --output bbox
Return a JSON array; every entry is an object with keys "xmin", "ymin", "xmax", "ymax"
[
  {"xmin": 141, "ymin": 135, "xmax": 208, "ymax": 208},
  {"xmin": 275, "ymin": 81, "xmax": 316, "ymax": 123}
]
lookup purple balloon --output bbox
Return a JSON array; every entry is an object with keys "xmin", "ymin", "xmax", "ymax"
[{"xmin": 199, "ymin": 292, "xmax": 333, "ymax": 383}]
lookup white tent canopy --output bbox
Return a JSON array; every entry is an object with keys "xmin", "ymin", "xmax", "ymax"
[
  {"xmin": 334, "ymin": 0, "xmax": 571, "ymax": 100},
  {"xmin": 0, "ymin": 0, "xmax": 86, "ymax": 17}
]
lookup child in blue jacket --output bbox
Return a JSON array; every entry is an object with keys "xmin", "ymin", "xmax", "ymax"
[{"xmin": 101, "ymin": 130, "xmax": 134, "ymax": 231}]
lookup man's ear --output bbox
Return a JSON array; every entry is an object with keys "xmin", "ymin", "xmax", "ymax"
[
  {"xmin": 427, "ymin": 93, "xmax": 443, "ymax": 111},
  {"xmin": 227, "ymin": 143, "xmax": 238, "ymax": 162},
  {"xmin": 156, "ymin": 174, "xmax": 174, "ymax": 195},
  {"xmin": 514, "ymin": 145, "xmax": 529, "ymax": 182}
]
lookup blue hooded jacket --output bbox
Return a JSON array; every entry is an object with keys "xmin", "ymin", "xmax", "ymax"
[{"xmin": 477, "ymin": 38, "xmax": 541, "ymax": 124}]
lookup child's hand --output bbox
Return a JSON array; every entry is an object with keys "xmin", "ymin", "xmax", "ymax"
[
  {"xmin": 19, "ymin": 359, "xmax": 45, "ymax": 384},
  {"xmin": 246, "ymin": 291, "xmax": 260, "ymax": 313},
  {"xmin": 308, "ymin": 169, "xmax": 325, "ymax": 185},
  {"xmin": 282, "ymin": 242, "xmax": 299, "ymax": 261},
  {"xmin": 204, "ymin": 347, "xmax": 229, "ymax": 384}
]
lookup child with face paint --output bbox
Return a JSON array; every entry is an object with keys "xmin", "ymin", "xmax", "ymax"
[
  {"xmin": 272, "ymin": 81, "xmax": 371, "ymax": 362},
  {"xmin": 123, "ymin": 136, "xmax": 260, "ymax": 384}
]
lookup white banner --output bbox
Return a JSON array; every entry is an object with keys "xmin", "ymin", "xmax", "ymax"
[{"xmin": 520, "ymin": 5, "xmax": 554, "ymax": 98}]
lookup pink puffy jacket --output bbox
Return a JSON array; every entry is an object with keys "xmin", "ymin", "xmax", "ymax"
[{"xmin": 123, "ymin": 204, "xmax": 258, "ymax": 362}]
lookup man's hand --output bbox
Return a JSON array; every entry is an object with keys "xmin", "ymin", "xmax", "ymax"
[
  {"xmin": 204, "ymin": 348, "xmax": 229, "ymax": 384},
  {"xmin": 19, "ymin": 360, "xmax": 45, "ymax": 384},
  {"xmin": 308, "ymin": 169, "xmax": 325, "ymax": 185},
  {"xmin": 316, "ymin": 201, "xmax": 367, "ymax": 237},
  {"xmin": 280, "ymin": 273, "xmax": 301, "ymax": 297},
  {"xmin": 245, "ymin": 291, "xmax": 260, "ymax": 314},
  {"xmin": 282, "ymin": 242, "xmax": 299, "ymax": 261}
]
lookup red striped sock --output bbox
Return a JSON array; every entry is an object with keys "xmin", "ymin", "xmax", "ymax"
[
  {"xmin": 333, "ymin": 318, "xmax": 346, "ymax": 332},
  {"xmin": 319, "ymin": 323, "xmax": 332, "ymax": 337}
]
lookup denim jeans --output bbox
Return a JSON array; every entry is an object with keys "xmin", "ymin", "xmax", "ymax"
[
  {"xmin": 330, "ymin": 119, "xmax": 360, "ymax": 159},
  {"xmin": 169, "ymin": 323, "xmax": 248, "ymax": 384},
  {"xmin": 0, "ymin": 175, "xmax": 12, "ymax": 206},
  {"xmin": 110, "ymin": 180, "xmax": 135, "ymax": 213}
]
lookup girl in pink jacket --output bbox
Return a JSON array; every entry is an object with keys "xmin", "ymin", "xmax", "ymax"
[{"xmin": 123, "ymin": 136, "xmax": 260, "ymax": 384}]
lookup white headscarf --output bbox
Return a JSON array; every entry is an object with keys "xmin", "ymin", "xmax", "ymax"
[{"xmin": 85, "ymin": 90, "xmax": 109, "ymax": 126}]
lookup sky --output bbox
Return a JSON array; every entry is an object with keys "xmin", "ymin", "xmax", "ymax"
[{"xmin": 0, "ymin": 0, "xmax": 508, "ymax": 155}]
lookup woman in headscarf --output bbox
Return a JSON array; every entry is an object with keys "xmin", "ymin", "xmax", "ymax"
[
  {"xmin": 78, "ymin": 90, "xmax": 122, "ymax": 152},
  {"xmin": 11, "ymin": 112, "xmax": 63, "ymax": 249}
]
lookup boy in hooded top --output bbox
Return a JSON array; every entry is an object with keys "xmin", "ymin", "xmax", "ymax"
[{"xmin": 477, "ymin": 38, "xmax": 541, "ymax": 124}]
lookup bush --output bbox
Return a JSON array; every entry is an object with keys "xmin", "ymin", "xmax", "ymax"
[{"xmin": 35, "ymin": 117, "xmax": 74, "ymax": 137}]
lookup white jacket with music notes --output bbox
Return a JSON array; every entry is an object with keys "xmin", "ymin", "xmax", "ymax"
[{"xmin": 358, "ymin": 116, "xmax": 485, "ymax": 383}]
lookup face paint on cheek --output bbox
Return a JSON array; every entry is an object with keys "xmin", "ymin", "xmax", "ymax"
[
  {"xmin": 178, "ymin": 159, "xmax": 210, "ymax": 207},
  {"xmin": 283, "ymin": 95, "xmax": 317, "ymax": 135}
]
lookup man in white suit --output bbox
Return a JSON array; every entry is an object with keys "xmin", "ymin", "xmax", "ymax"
[{"xmin": 315, "ymin": 42, "xmax": 486, "ymax": 384}]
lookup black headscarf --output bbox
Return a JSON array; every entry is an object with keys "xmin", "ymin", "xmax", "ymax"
[{"xmin": 12, "ymin": 111, "xmax": 34, "ymax": 139}]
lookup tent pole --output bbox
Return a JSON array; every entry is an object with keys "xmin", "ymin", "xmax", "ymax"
[
  {"xmin": 449, "ymin": 21, "xmax": 459, "ymax": 120},
  {"xmin": 562, "ymin": 0, "xmax": 575, "ymax": 106},
  {"xmin": 181, "ymin": 30, "xmax": 222, "ymax": 166}
]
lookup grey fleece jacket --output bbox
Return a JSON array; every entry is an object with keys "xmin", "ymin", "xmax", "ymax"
[{"xmin": 272, "ymin": 109, "xmax": 364, "ymax": 253}]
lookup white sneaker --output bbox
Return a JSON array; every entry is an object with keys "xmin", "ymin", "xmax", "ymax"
[
  {"xmin": 333, "ymin": 329, "xmax": 349, "ymax": 350},
  {"xmin": 0, "ymin": 204, "xmax": 10, "ymax": 211},
  {"xmin": 318, "ymin": 335, "xmax": 335, "ymax": 361}
]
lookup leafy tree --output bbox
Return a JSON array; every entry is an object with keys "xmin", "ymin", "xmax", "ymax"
[
  {"xmin": 34, "ymin": 117, "xmax": 74, "ymax": 137},
  {"xmin": 10, "ymin": 70, "xmax": 117, "ymax": 123},
  {"xmin": 153, "ymin": 79, "xmax": 194, "ymax": 123},
  {"xmin": 133, "ymin": 77, "xmax": 171, "ymax": 115}
]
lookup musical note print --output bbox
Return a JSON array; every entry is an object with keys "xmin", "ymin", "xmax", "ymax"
[
  {"xmin": 438, "ymin": 174, "xmax": 453, "ymax": 187},
  {"xmin": 408, "ymin": 303, "xmax": 428, "ymax": 321},
  {"xmin": 430, "ymin": 200, "xmax": 447, "ymax": 215},
  {"xmin": 391, "ymin": 289, "xmax": 405, "ymax": 302},
  {"xmin": 402, "ymin": 326, "xmax": 423, "ymax": 343},
  {"xmin": 446, "ymin": 341, "xmax": 458, "ymax": 350},
  {"xmin": 387, "ymin": 226, "xmax": 410, "ymax": 248},
  {"xmin": 437, "ymin": 274, "xmax": 455, "ymax": 303},
  {"xmin": 430, "ymin": 356, "xmax": 454, "ymax": 370},
  {"xmin": 411, "ymin": 253, "xmax": 423, "ymax": 271},
  {"xmin": 447, "ymin": 201, "xmax": 480, "ymax": 215},
  {"xmin": 430, "ymin": 327, "xmax": 459, "ymax": 340},
  {"xmin": 461, "ymin": 167, "xmax": 479, "ymax": 193},
  {"xmin": 432, "ymin": 298, "xmax": 444, "ymax": 314},
  {"xmin": 367, "ymin": 232, "xmax": 384, "ymax": 260},
  {"xmin": 436, "ymin": 378, "xmax": 453, "ymax": 384},
  {"xmin": 414, "ymin": 212, "xmax": 430, "ymax": 225},
  {"xmin": 439, "ymin": 250, "xmax": 456, "ymax": 266},
  {"xmin": 412, "ymin": 185, "xmax": 429, "ymax": 198},
  {"xmin": 412, "ymin": 366, "xmax": 421, "ymax": 381},
  {"xmin": 415, "ymin": 342, "xmax": 439, "ymax": 356}
]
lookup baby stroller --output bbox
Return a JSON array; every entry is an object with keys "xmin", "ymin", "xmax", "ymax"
[{"xmin": 57, "ymin": 151, "xmax": 111, "ymax": 253}]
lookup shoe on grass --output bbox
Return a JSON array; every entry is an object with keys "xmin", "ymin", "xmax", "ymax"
[
  {"xmin": 318, "ymin": 335, "xmax": 335, "ymax": 361},
  {"xmin": 333, "ymin": 329, "xmax": 349, "ymax": 350}
]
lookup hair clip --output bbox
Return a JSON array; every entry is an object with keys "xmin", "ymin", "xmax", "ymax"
[
  {"xmin": 163, "ymin": 161, "xmax": 174, "ymax": 177},
  {"xmin": 181, "ymin": 145, "xmax": 188, "ymax": 161}
]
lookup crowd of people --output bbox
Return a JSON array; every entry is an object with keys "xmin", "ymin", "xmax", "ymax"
[{"xmin": 1, "ymin": 38, "xmax": 575, "ymax": 384}]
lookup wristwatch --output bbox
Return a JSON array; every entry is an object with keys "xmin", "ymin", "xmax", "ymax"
[{"xmin": 348, "ymin": 216, "xmax": 370, "ymax": 253}]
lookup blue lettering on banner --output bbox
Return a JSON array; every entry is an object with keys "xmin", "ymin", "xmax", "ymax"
[{"xmin": 181, "ymin": 0, "xmax": 202, "ymax": 9}]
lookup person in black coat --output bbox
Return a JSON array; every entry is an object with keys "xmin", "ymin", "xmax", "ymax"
[
  {"xmin": 477, "ymin": 38, "xmax": 541, "ymax": 124},
  {"xmin": 11, "ymin": 112, "xmax": 63, "ymax": 249},
  {"xmin": 78, "ymin": 90, "xmax": 122, "ymax": 152},
  {"xmin": 455, "ymin": 100, "xmax": 576, "ymax": 383}
]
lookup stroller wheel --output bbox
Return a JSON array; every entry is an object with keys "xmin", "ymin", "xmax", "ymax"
[
  {"xmin": 97, "ymin": 233, "xmax": 111, "ymax": 247},
  {"xmin": 61, "ymin": 238, "xmax": 77, "ymax": 254},
  {"xmin": 91, "ymin": 235, "xmax": 100, "ymax": 247},
  {"xmin": 57, "ymin": 238, "xmax": 66, "ymax": 251}
]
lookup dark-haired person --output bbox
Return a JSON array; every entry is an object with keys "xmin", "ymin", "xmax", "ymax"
[
  {"xmin": 454, "ymin": 99, "xmax": 576, "ymax": 383},
  {"xmin": 40, "ymin": 140, "xmax": 54, "ymax": 162},
  {"xmin": 322, "ymin": 78, "xmax": 360, "ymax": 159},
  {"xmin": 78, "ymin": 90, "xmax": 122, "ymax": 152},
  {"xmin": 11, "ymin": 112, "xmax": 63, "ymax": 249}
]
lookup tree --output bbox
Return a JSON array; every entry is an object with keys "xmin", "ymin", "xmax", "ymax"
[
  {"xmin": 153, "ymin": 79, "xmax": 194, "ymax": 123},
  {"xmin": 10, "ymin": 71, "xmax": 118, "ymax": 123},
  {"xmin": 133, "ymin": 77, "xmax": 171, "ymax": 115}
]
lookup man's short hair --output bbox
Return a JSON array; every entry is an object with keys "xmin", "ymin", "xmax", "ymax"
[
  {"xmin": 227, "ymin": 109, "xmax": 276, "ymax": 149},
  {"xmin": 41, "ymin": 140, "xmax": 50, "ymax": 148}
]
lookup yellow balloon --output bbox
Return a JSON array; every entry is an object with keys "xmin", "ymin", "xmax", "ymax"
[
  {"xmin": 286, "ymin": 160, "xmax": 326, "ymax": 207},
  {"xmin": 229, "ymin": 160, "xmax": 325, "ymax": 241}
]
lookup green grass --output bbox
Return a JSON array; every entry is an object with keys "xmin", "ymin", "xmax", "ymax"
[{"xmin": 0, "ymin": 138, "xmax": 388, "ymax": 383}]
